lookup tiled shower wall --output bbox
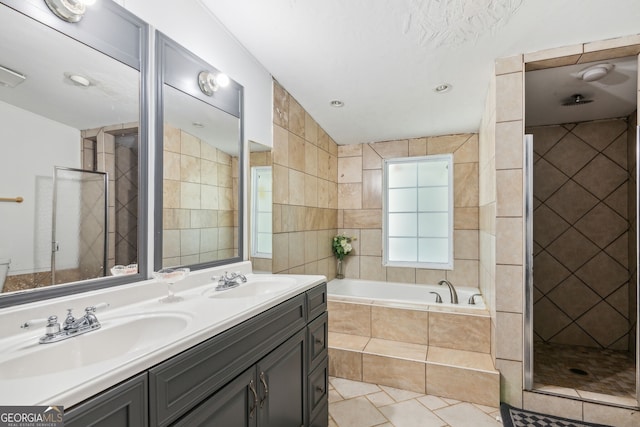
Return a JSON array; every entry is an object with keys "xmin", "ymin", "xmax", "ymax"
[
  {"xmin": 529, "ymin": 118, "xmax": 633, "ymax": 350},
  {"xmin": 162, "ymin": 124, "xmax": 238, "ymax": 267},
  {"xmin": 271, "ymin": 82, "xmax": 339, "ymax": 275},
  {"xmin": 336, "ymin": 135, "xmax": 480, "ymax": 286},
  {"xmin": 627, "ymin": 113, "xmax": 637, "ymax": 354}
]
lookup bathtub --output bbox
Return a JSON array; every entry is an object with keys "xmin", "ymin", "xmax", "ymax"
[{"xmin": 327, "ymin": 278, "xmax": 485, "ymax": 309}]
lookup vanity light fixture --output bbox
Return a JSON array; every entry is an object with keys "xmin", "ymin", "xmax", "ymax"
[
  {"xmin": 433, "ymin": 83, "xmax": 452, "ymax": 93},
  {"xmin": 44, "ymin": 0, "xmax": 96, "ymax": 23},
  {"xmin": 330, "ymin": 100, "xmax": 344, "ymax": 108},
  {"xmin": 198, "ymin": 71, "xmax": 230, "ymax": 96}
]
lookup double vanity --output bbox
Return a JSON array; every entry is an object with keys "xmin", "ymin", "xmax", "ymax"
[{"xmin": 0, "ymin": 262, "xmax": 328, "ymax": 426}]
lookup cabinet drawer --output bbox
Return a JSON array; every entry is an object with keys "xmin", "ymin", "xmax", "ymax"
[
  {"xmin": 307, "ymin": 356, "xmax": 328, "ymax": 423},
  {"xmin": 65, "ymin": 373, "xmax": 148, "ymax": 427},
  {"xmin": 149, "ymin": 294, "xmax": 306, "ymax": 427},
  {"xmin": 307, "ymin": 311, "xmax": 328, "ymax": 371},
  {"xmin": 306, "ymin": 283, "xmax": 327, "ymax": 321}
]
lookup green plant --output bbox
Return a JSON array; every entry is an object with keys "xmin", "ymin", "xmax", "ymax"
[{"xmin": 332, "ymin": 233, "xmax": 356, "ymax": 260}]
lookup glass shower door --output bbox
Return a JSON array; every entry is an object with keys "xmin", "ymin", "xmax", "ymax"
[{"xmin": 51, "ymin": 167, "xmax": 108, "ymax": 285}]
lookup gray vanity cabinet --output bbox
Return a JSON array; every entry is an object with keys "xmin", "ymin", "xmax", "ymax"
[{"xmin": 64, "ymin": 373, "xmax": 148, "ymax": 427}]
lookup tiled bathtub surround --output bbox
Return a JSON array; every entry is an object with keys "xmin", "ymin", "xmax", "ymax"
[
  {"xmin": 336, "ymin": 133, "xmax": 480, "ymax": 287},
  {"xmin": 271, "ymin": 82, "xmax": 340, "ymax": 276},
  {"xmin": 327, "ymin": 299, "xmax": 499, "ymax": 407}
]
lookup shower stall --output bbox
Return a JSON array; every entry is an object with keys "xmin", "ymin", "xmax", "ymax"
[
  {"xmin": 524, "ymin": 116, "xmax": 639, "ymax": 404},
  {"xmin": 51, "ymin": 167, "xmax": 108, "ymax": 285}
]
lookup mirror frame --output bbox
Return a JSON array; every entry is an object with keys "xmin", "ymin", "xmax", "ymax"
[
  {"xmin": 0, "ymin": 0, "xmax": 149, "ymax": 308},
  {"xmin": 154, "ymin": 32, "xmax": 244, "ymax": 272}
]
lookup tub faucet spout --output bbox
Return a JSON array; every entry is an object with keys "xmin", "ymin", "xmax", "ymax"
[{"xmin": 438, "ymin": 279, "xmax": 458, "ymax": 304}]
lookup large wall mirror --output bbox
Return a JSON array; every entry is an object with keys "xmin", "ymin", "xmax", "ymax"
[
  {"xmin": 155, "ymin": 33, "xmax": 243, "ymax": 271},
  {"xmin": 0, "ymin": 0, "xmax": 148, "ymax": 307}
]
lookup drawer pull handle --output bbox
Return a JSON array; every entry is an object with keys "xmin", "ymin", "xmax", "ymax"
[
  {"xmin": 315, "ymin": 385, "xmax": 325, "ymax": 393},
  {"xmin": 259, "ymin": 371, "xmax": 269, "ymax": 408},
  {"xmin": 249, "ymin": 379, "xmax": 258, "ymax": 419},
  {"xmin": 314, "ymin": 337, "xmax": 323, "ymax": 345}
]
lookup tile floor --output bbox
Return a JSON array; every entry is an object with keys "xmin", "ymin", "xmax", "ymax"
[
  {"xmin": 534, "ymin": 342, "xmax": 636, "ymax": 406},
  {"xmin": 328, "ymin": 377, "xmax": 501, "ymax": 427}
]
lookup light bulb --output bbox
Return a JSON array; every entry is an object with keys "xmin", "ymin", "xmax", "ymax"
[{"xmin": 216, "ymin": 73, "xmax": 230, "ymax": 88}]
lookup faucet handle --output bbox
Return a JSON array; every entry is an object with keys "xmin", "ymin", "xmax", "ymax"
[
  {"xmin": 20, "ymin": 317, "xmax": 49, "ymax": 329},
  {"xmin": 468, "ymin": 293, "xmax": 482, "ymax": 305},
  {"xmin": 85, "ymin": 302, "xmax": 110, "ymax": 313},
  {"xmin": 429, "ymin": 291, "xmax": 443, "ymax": 303}
]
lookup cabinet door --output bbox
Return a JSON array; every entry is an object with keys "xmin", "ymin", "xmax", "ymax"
[
  {"xmin": 256, "ymin": 329, "xmax": 306, "ymax": 427},
  {"xmin": 64, "ymin": 373, "xmax": 148, "ymax": 427},
  {"xmin": 172, "ymin": 368, "xmax": 257, "ymax": 427}
]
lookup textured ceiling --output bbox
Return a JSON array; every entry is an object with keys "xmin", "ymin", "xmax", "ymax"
[{"xmin": 200, "ymin": 0, "xmax": 640, "ymax": 144}]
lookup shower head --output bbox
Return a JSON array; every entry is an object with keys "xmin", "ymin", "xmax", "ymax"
[{"xmin": 562, "ymin": 94, "xmax": 594, "ymax": 106}]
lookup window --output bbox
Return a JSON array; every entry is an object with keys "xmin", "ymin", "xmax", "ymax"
[
  {"xmin": 251, "ymin": 166, "xmax": 272, "ymax": 258},
  {"xmin": 383, "ymin": 155, "xmax": 453, "ymax": 269}
]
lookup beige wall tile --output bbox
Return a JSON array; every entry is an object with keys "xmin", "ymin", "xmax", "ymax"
[
  {"xmin": 426, "ymin": 364, "xmax": 498, "ymax": 407},
  {"xmin": 496, "ymin": 72, "xmax": 523, "ymax": 122},
  {"xmin": 272, "ymin": 164, "xmax": 289, "ymax": 204},
  {"xmin": 526, "ymin": 54, "xmax": 582, "ymax": 71},
  {"xmin": 363, "ymin": 144, "xmax": 383, "ymax": 169},
  {"xmin": 273, "ymin": 124, "xmax": 289, "ymax": 166},
  {"xmin": 496, "ymin": 265, "xmax": 523, "ymax": 313},
  {"xmin": 163, "ymin": 180, "xmax": 181, "ymax": 209},
  {"xmin": 343, "ymin": 255, "xmax": 360, "ymax": 279},
  {"xmin": 305, "ymin": 112, "xmax": 318, "ymax": 145},
  {"xmin": 164, "ymin": 151, "xmax": 181, "ymax": 180},
  {"xmin": 328, "ymin": 348, "xmax": 362, "ymax": 381},
  {"xmin": 164, "ymin": 124, "xmax": 181, "ymax": 152},
  {"xmin": 496, "ymin": 217, "xmax": 523, "ymax": 265},
  {"xmin": 338, "ymin": 183, "xmax": 362, "ymax": 210},
  {"xmin": 180, "ymin": 182, "xmax": 200, "ymax": 209},
  {"xmin": 583, "ymin": 401, "xmax": 640, "ymax": 427},
  {"xmin": 201, "ymin": 142, "xmax": 218, "ymax": 162},
  {"xmin": 495, "ymin": 55, "xmax": 523, "ymax": 75},
  {"xmin": 454, "ymin": 163, "xmax": 479, "ymax": 207},
  {"xmin": 163, "ymin": 229, "xmax": 180, "ymax": 258},
  {"xmin": 454, "ymin": 207, "xmax": 479, "ymax": 230},
  {"xmin": 304, "ymin": 174, "xmax": 318, "ymax": 208},
  {"xmin": 495, "ymin": 359, "xmax": 523, "ymax": 407},
  {"xmin": 305, "ymin": 142, "xmax": 318, "ymax": 176},
  {"xmin": 522, "ymin": 392, "xmax": 582, "ymax": 421},
  {"xmin": 288, "ymin": 169, "xmax": 305, "ymax": 205},
  {"xmin": 524, "ymin": 44, "xmax": 583, "ymax": 63},
  {"xmin": 362, "ymin": 169, "xmax": 382, "ymax": 209},
  {"xmin": 272, "ymin": 233, "xmax": 289, "ymax": 272},
  {"xmin": 496, "ymin": 121, "xmax": 524, "ymax": 170},
  {"xmin": 496, "ymin": 312, "xmax": 522, "ymax": 361},
  {"xmin": 454, "ymin": 134, "xmax": 479, "ymax": 164},
  {"xmin": 428, "ymin": 134, "xmax": 466, "ymax": 155},
  {"xmin": 446, "ymin": 259, "xmax": 479, "ymax": 288},
  {"xmin": 583, "ymin": 34, "xmax": 640, "ymax": 52},
  {"xmin": 339, "ymin": 144, "xmax": 362, "ymax": 157},
  {"xmin": 429, "ymin": 312, "xmax": 490, "ymax": 353},
  {"xmin": 454, "ymin": 230, "xmax": 479, "ymax": 260},
  {"xmin": 427, "ymin": 346, "xmax": 494, "ymax": 371},
  {"xmin": 338, "ymin": 156, "xmax": 363, "ymax": 183},
  {"xmin": 370, "ymin": 140, "xmax": 409, "ymax": 159},
  {"xmin": 360, "ymin": 229, "xmax": 382, "ymax": 256},
  {"xmin": 288, "ymin": 133, "xmax": 305, "ymax": 172},
  {"xmin": 343, "ymin": 210, "xmax": 382, "ymax": 228},
  {"xmin": 365, "ymin": 338, "xmax": 427, "ymax": 361},
  {"xmin": 580, "ymin": 46, "xmax": 640, "ymax": 63},
  {"xmin": 273, "ymin": 82, "xmax": 289, "ymax": 129},
  {"xmin": 408, "ymin": 137, "xmax": 427, "ymax": 156},
  {"xmin": 180, "ymin": 155, "xmax": 200, "ymax": 183},
  {"xmin": 181, "ymin": 131, "xmax": 201, "ymax": 157},
  {"xmin": 371, "ymin": 307, "xmax": 429, "ymax": 345},
  {"xmin": 329, "ymin": 331, "xmax": 370, "ymax": 351},
  {"xmin": 386, "ymin": 267, "xmax": 416, "ymax": 284},
  {"xmin": 288, "ymin": 97, "xmax": 305, "ymax": 137},
  {"xmin": 416, "ymin": 269, "xmax": 446, "ymax": 285},
  {"xmin": 328, "ymin": 301, "xmax": 371, "ymax": 336},
  {"xmin": 359, "ymin": 256, "xmax": 386, "ymax": 281},
  {"xmin": 201, "ymin": 159, "xmax": 218, "ymax": 185},
  {"xmin": 363, "ymin": 354, "xmax": 425, "ymax": 393},
  {"xmin": 496, "ymin": 169, "xmax": 523, "ymax": 217}
]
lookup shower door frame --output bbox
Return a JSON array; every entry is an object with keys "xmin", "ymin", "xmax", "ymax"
[{"xmin": 51, "ymin": 166, "xmax": 109, "ymax": 285}]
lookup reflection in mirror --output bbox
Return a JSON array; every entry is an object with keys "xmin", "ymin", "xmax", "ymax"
[
  {"xmin": 0, "ymin": 1, "xmax": 146, "ymax": 303},
  {"xmin": 157, "ymin": 33, "xmax": 243, "ymax": 271},
  {"xmin": 249, "ymin": 142, "xmax": 272, "ymax": 273}
]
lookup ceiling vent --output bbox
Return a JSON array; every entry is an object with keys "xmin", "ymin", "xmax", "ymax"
[{"xmin": 0, "ymin": 65, "xmax": 26, "ymax": 88}]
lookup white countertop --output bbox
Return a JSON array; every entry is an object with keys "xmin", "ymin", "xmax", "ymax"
[{"xmin": 0, "ymin": 261, "xmax": 325, "ymax": 408}]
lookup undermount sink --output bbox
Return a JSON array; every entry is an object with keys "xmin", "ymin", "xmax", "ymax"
[
  {"xmin": 204, "ymin": 276, "xmax": 299, "ymax": 299},
  {"xmin": 0, "ymin": 312, "xmax": 191, "ymax": 380}
]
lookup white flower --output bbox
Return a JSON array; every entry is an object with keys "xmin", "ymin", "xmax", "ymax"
[
  {"xmin": 344, "ymin": 243, "xmax": 352, "ymax": 253},
  {"xmin": 340, "ymin": 240, "xmax": 347, "ymax": 247}
]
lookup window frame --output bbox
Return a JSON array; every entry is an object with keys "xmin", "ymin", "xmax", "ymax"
[
  {"xmin": 250, "ymin": 165, "xmax": 272, "ymax": 259},
  {"xmin": 382, "ymin": 154, "xmax": 454, "ymax": 270}
]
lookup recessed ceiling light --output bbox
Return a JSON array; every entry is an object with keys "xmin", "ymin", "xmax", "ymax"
[
  {"xmin": 192, "ymin": 122, "xmax": 205, "ymax": 128},
  {"xmin": 330, "ymin": 100, "xmax": 344, "ymax": 107},
  {"xmin": 434, "ymin": 83, "xmax": 452, "ymax": 93},
  {"xmin": 69, "ymin": 74, "xmax": 91, "ymax": 87},
  {"xmin": 0, "ymin": 65, "xmax": 26, "ymax": 88}
]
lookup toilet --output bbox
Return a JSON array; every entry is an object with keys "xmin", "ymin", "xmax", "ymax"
[{"xmin": 0, "ymin": 258, "xmax": 10, "ymax": 293}]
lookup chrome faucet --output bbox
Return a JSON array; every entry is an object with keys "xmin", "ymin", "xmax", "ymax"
[
  {"xmin": 468, "ymin": 293, "xmax": 482, "ymax": 305},
  {"xmin": 438, "ymin": 279, "xmax": 459, "ymax": 304},
  {"xmin": 214, "ymin": 271, "xmax": 247, "ymax": 291},
  {"xmin": 21, "ymin": 303, "xmax": 109, "ymax": 344}
]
